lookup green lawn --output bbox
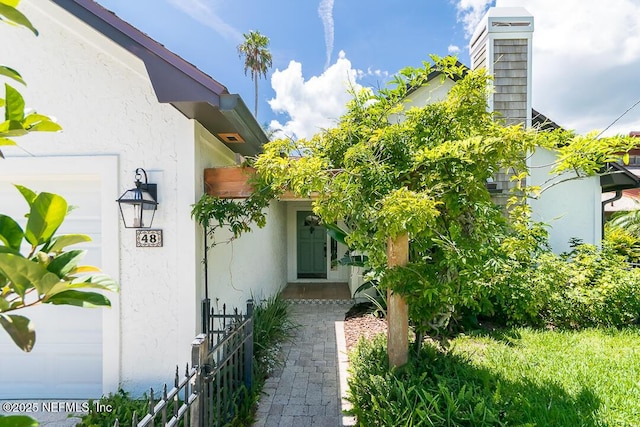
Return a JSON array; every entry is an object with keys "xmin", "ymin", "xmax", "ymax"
[
  {"xmin": 451, "ymin": 327, "xmax": 640, "ymax": 426},
  {"xmin": 347, "ymin": 327, "xmax": 640, "ymax": 426}
]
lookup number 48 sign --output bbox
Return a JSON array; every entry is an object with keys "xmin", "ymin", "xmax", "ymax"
[{"xmin": 136, "ymin": 229, "xmax": 163, "ymax": 247}]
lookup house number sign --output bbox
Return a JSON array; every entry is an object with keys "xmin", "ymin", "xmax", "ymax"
[{"xmin": 136, "ymin": 229, "xmax": 163, "ymax": 247}]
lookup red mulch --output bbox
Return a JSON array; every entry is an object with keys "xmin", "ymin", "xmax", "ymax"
[{"xmin": 343, "ymin": 303, "xmax": 387, "ymax": 352}]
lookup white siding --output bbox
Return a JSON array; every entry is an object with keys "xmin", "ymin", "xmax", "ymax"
[
  {"xmin": 528, "ymin": 149, "xmax": 601, "ymax": 253},
  {"xmin": 1, "ymin": 1, "xmax": 197, "ymax": 395}
]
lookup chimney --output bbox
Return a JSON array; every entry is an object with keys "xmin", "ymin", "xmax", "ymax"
[{"xmin": 469, "ymin": 7, "xmax": 534, "ymax": 128}]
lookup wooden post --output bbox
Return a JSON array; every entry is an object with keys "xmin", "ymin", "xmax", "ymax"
[
  {"xmin": 190, "ymin": 334, "xmax": 208, "ymax": 427},
  {"xmin": 387, "ymin": 233, "xmax": 409, "ymax": 368}
]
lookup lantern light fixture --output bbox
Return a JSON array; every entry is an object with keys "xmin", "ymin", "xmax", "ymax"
[{"xmin": 116, "ymin": 168, "xmax": 158, "ymax": 228}]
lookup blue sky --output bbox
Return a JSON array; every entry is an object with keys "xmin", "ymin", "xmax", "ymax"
[{"xmin": 97, "ymin": 0, "xmax": 640, "ymax": 139}]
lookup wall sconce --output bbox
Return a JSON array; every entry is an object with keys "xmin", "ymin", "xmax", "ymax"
[{"xmin": 116, "ymin": 168, "xmax": 158, "ymax": 228}]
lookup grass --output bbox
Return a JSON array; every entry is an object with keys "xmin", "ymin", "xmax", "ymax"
[
  {"xmin": 452, "ymin": 327, "xmax": 640, "ymax": 426},
  {"xmin": 347, "ymin": 327, "xmax": 640, "ymax": 426}
]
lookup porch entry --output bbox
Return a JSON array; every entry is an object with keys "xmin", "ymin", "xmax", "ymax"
[{"xmin": 296, "ymin": 211, "xmax": 327, "ymax": 278}]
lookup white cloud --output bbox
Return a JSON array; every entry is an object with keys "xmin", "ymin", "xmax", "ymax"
[
  {"xmin": 453, "ymin": 0, "xmax": 493, "ymax": 37},
  {"xmin": 167, "ymin": 0, "xmax": 242, "ymax": 42},
  {"xmin": 448, "ymin": 45, "xmax": 461, "ymax": 55},
  {"xmin": 451, "ymin": 0, "xmax": 640, "ymax": 135},
  {"xmin": 494, "ymin": 0, "xmax": 640, "ymax": 135},
  {"xmin": 356, "ymin": 67, "xmax": 389, "ymax": 80},
  {"xmin": 318, "ymin": 0, "xmax": 335, "ymax": 70},
  {"xmin": 268, "ymin": 51, "xmax": 362, "ymax": 140}
]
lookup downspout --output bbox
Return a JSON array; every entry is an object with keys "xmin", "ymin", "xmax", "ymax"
[{"xmin": 601, "ymin": 190, "xmax": 623, "ymax": 239}]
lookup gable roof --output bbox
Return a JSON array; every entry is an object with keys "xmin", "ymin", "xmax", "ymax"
[
  {"xmin": 50, "ymin": 0, "xmax": 267, "ymax": 156},
  {"xmin": 407, "ymin": 61, "xmax": 560, "ymax": 131},
  {"xmin": 409, "ymin": 60, "xmax": 640, "ymax": 192}
]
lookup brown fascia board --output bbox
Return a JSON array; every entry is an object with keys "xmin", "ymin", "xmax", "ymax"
[{"xmin": 49, "ymin": 0, "xmax": 267, "ymax": 155}]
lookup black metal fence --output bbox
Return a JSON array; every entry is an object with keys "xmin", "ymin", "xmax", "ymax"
[
  {"xmin": 114, "ymin": 299, "xmax": 254, "ymax": 427},
  {"xmin": 198, "ymin": 299, "xmax": 254, "ymax": 426}
]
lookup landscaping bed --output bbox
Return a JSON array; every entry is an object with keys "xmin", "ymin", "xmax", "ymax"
[{"xmin": 344, "ymin": 312, "xmax": 640, "ymax": 426}]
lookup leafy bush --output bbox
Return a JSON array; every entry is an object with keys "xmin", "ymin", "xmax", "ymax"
[
  {"xmin": 252, "ymin": 293, "xmax": 298, "ymax": 381},
  {"xmin": 76, "ymin": 389, "xmax": 148, "ymax": 427},
  {"xmin": 346, "ymin": 335, "xmax": 501, "ymax": 426},
  {"xmin": 491, "ymin": 240, "xmax": 640, "ymax": 328}
]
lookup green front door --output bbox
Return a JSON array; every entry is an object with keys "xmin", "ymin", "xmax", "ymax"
[{"xmin": 297, "ymin": 211, "xmax": 327, "ymax": 279}]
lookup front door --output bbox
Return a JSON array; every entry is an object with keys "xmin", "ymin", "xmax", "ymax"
[{"xmin": 297, "ymin": 211, "xmax": 327, "ymax": 279}]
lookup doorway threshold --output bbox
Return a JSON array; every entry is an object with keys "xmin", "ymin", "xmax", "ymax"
[{"xmin": 281, "ymin": 282, "xmax": 351, "ymax": 301}]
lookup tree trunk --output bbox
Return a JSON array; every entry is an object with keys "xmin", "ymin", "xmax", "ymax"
[
  {"xmin": 254, "ymin": 76, "xmax": 259, "ymax": 118},
  {"xmin": 387, "ymin": 233, "xmax": 409, "ymax": 368}
]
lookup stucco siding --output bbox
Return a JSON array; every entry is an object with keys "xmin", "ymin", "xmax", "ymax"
[
  {"xmin": 207, "ymin": 201, "xmax": 288, "ymax": 310},
  {"xmin": 1, "ymin": 1, "xmax": 201, "ymax": 395},
  {"xmin": 528, "ymin": 149, "xmax": 601, "ymax": 253}
]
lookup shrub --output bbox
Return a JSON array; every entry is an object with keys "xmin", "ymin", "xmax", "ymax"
[
  {"xmin": 76, "ymin": 389, "xmax": 148, "ymax": 427},
  {"xmin": 252, "ymin": 293, "xmax": 298, "ymax": 381},
  {"xmin": 491, "ymin": 241, "xmax": 640, "ymax": 329},
  {"xmin": 346, "ymin": 335, "xmax": 501, "ymax": 426}
]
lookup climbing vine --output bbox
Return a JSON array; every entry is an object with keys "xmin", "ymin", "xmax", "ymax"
[
  {"xmin": 191, "ymin": 55, "xmax": 638, "ymax": 338},
  {"xmin": 191, "ymin": 168, "xmax": 276, "ymax": 248}
]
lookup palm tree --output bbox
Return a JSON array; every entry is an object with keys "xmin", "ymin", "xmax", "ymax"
[
  {"xmin": 608, "ymin": 203, "xmax": 640, "ymax": 237},
  {"xmin": 237, "ymin": 30, "xmax": 273, "ymax": 118}
]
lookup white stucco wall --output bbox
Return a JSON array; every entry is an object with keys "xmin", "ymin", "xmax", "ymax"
[
  {"xmin": 389, "ymin": 78, "xmax": 456, "ymax": 123},
  {"xmin": 528, "ymin": 148, "xmax": 601, "ymax": 253},
  {"xmin": 1, "ymin": 1, "xmax": 206, "ymax": 395},
  {"xmin": 207, "ymin": 201, "xmax": 288, "ymax": 311}
]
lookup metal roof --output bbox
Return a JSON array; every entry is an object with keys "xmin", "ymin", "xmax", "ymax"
[{"xmin": 50, "ymin": 0, "xmax": 267, "ymax": 156}]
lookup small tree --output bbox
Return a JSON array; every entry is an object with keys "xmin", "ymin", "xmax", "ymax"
[
  {"xmin": 195, "ymin": 56, "xmax": 637, "ymax": 366},
  {"xmin": 237, "ymin": 30, "xmax": 273, "ymax": 118},
  {"xmin": 253, "ymin": 56, "xmax": 636, "ymax": 361}
]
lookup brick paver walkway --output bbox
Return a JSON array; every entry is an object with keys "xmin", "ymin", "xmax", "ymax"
[{"xmin": 252, "ymin": 301, "xmax": 352, "ymax": 427}]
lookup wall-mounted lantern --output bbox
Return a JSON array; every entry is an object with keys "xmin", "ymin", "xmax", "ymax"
[{"xmin": 116, "ymin": 168, "xmax": 158, "ymax": 228}]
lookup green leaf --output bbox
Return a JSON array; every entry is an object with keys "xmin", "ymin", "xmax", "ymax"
[
  {"xmin": 0, "ymin": 314, "xmax": 35, "ymax": 352},
  {"xmin": 0, "ymin": 137, "xmax": 16, "ymax": 146},
  {"xmin": 0, "ymin": 252, "xmax": 60, "ymax": 296},
  {"xmin": 0, "ymin": 245, "xmax": 20, "ymax": 255},
  {"xmin": 43, "ymin": 274, "xmax": 118, "ymax": 298},
  {"xmin": 47, "ymin": 249, "xmax": 86, "ymax": 278},
  {"xmin": 24, "ymin": 192, "xmax": 67, "ymax": 246},
  {"xmin": 0, "ymin": 65, "xmax": 25, "ymax": 85},
  {"xmin": 28, "ymin": 120, "xmax": 62, "ymax": 132},
  {"xmin": 0, "ymin": 3, "xmax": 38, "ymax": 35},
  {"xmin": 0, "ymin": 119, "xmax": 27, "ymax": 137},
  {"xmin": 0, "ymin": 415, "xmax": 39, "ymax": 427},
  {"xmin": 623, "ymin": 152, "xmax": 630, "ymax": 165},
  {"xmin": 0, "ymin": 1, "xmax": 21, "ymax": 9},
  {"xmin": 45, "ymin": 290, "xmax": 111, "ymax": 308},
  {"xmin": 13, "ymin": 184, "xmax": 37, "ymax": 206},
  {"xmin": 0, "ymin": 214, "xmax": 23, "ymax": 250},
  {"xmin": 4, "ymin": 84, "xmax": 25, "ymax": 121},
  {"xmin": 44, "ymin": 234, "xmax": 91, "ymax": 253},
  {"xmin": 325, "ymin": 222, "xmax": 348, "ymax": 245},
  {"xmin": 23, "ymin": 113, "xmax": 62, "ymax": 132},
  {"xmin": 71, "ymin": 273, "xmax": 118, "ymax": 290}
]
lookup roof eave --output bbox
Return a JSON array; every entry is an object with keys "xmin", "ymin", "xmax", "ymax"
[
  {"xmin": 600, "ymin": 162, "xmax": 640, "ymax": 192},
  {"xmin": 50, "ymin": 0, "xmax": 267, "ymax": 154}
]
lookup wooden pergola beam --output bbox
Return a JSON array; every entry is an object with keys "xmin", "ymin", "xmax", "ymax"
[
  {"xmin": 387, "ymin": 233, "xmax": 409, "ymax": 368},
  {"xmin": 204, "ymin": 166, "xmax": 316, "ymax": 200}
]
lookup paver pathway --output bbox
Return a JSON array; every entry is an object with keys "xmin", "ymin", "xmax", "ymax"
[{"xmin": 252, "ymin": 301, "xmax": 353, "ymax": 427}]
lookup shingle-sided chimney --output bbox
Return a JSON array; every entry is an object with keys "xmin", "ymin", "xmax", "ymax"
[{"xmin": 470, "ymin": 7, "xmax": 534, "ymax": 128}]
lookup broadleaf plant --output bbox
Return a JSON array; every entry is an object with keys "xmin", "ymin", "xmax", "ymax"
[{"xmin": 0, "ymin": 185, "xmax": 117, "ymax": 352}]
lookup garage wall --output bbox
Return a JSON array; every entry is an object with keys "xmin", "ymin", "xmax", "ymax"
[
  {"xmin": 1, "ymin": 2, "xmax": 199, "ymax": 396},
  {"xmin": 0, "ymin": 156, "xmax": 119, "ymax": 398}
]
